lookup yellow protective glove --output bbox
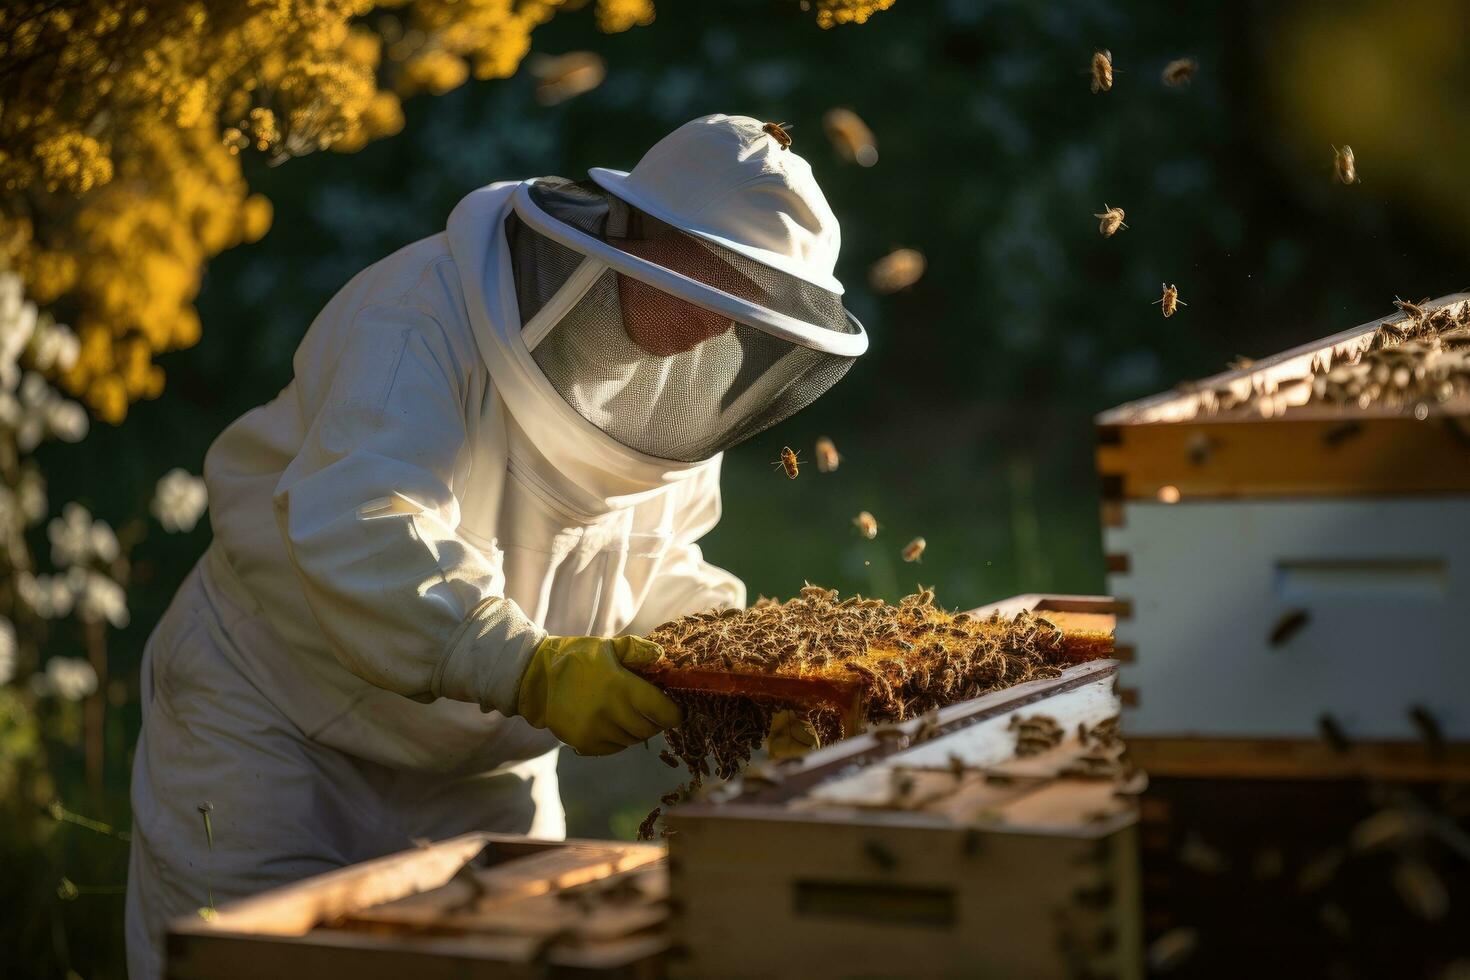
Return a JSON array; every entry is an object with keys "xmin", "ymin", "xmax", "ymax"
[
  {"xmin": 767, "ymin": 710, "xmax": 821, "ymax": 760},
  {"xmin": 516, "ymin": 635, "xmax": 682, "ymax": 756}
]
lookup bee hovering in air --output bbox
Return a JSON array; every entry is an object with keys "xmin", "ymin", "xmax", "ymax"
[
  {"xmin": 1093, "ymin": 204, "xmax": 1128, "ymax": 238},
  {"xmin": 1332, "ymin": 145, "xmax": 1359, "ymax": 185},
  {"xmin": 853, "ymin": 511, "xmax": 879, "ymax": 539},
  {"xmin": 1154, "ymin": 283, "xmax": 1187, "ymax": 318},
  {"xmin": 814, "ymin": 436, "xmax": 841, "ymax": 473},
  {"xmin": 773, "ymin": 446, "xmax": 801, "ymax": 479},
  {"xmin": 1161, "ymin": 57, "xmax": 1198, "ymax": 87},
  {"xmin": 901, "ymin": 537, "xmax": 926, "ymax": 563},
  {"xmin": 1090, "ymin": 49, "xmax": 1114, "ymax": 93},
  {"xmin": 763, "ymin": 121, "xmax": 794, "ymax": 150}
]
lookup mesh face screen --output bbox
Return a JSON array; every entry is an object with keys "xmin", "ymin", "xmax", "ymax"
[{"xmin": 508, "ymin": 178, "xmax": 858, "ymax": 461}]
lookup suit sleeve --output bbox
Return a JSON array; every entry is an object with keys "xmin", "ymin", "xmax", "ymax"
[
  {"xmin": 625, "ymin": 459, "xmax": 747, "ymax": 637},
  {"xmin": 273, "ymin": 303, "xmax": 543, "ymax": 716}
]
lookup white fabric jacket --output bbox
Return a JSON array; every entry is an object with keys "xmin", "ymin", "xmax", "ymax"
[{"xmin": 202, "ymin": 180, "xmax": 746, "ymax": 776}]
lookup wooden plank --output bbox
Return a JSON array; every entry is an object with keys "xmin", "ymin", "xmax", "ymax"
[
  {"xmin": 173, "ymin": 833, "xmax": 497, "ymax": 937},
  {"xmin": 1097, "ymin": 415, "xmax": 1470, "ymax": 499},
  {"xmin": 344, "ymin": 844, "xmax": 661, "ymax": 932},
  {"xmin": 1128, "ymin": 735, "xmax": 1470, "ymax": 781}
]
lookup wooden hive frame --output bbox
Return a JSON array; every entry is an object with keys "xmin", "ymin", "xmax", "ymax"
[{"xmin": 634, "ymin": 593, "xmax": 1118, "ymax": 736}]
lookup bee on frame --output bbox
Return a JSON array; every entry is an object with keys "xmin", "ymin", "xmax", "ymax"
[
  {"xmin": 763, "ymin": 121, "xmax": 793, "ymax": 150},
  {"xmin": 773, "ymin": 446, "xmax": 801, "ymax": 479}
]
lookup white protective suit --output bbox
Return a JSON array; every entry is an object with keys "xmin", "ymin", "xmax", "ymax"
[
  {"xmin": 126, "ymin": 113, "xmax": 865, "ymax": 979},
  {"xmin": 124, "ymin": 180, "xmax": 744, "ymax": 978}
]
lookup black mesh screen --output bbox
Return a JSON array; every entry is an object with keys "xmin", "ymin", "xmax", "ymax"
[{"xmin": 509, "ymin": 178, "xmax": 858, "ymax": 461}]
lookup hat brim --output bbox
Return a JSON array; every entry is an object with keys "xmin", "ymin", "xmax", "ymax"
[
  {"xmin": 587, "ymin": 166, "xmax": 847, "ymax": 296},
  {"xmin": 515, "ymin": 181, "xmax": 866, "ymax": 358}
]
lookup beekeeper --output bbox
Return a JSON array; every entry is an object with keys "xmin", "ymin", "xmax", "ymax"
[{"xmin": 125, "ymin": 112, "xmax": 866, "ymax": 977}]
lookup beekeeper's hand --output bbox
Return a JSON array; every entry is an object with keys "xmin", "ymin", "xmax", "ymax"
[
  {"xmin": 767, "ymin": 710, "xmax": 820, "ymax": 759},
  {"xmin": 515, "ymin": 635, "xmax": 682, "ymax": 756}
]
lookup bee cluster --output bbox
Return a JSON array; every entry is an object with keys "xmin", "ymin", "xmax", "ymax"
[
  {"xmin": 638, "ymin": 585, "xmax": 1092, "ymax": 836},
  {"xmin": 1310, "ymin": 300, "xmax": 1470, "ymax": 411},
  {"xmin": 1198, "ymin": 299, "xmax": 1470, "ymax": 417}
]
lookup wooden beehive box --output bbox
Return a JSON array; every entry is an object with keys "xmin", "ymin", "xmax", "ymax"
[
  {"xmin": 166, "ymin": 834, "xmax": 669, "ymax": 979},
  {"xmin": 1097, "ymin": 292, "xmax": 1470, "ymax": 779},
  {"xmin": 665, "ymin": 594, "xmax": 1141, "ymax": 980}
]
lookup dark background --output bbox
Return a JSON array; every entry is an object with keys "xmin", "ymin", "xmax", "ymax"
[{"xmin": 16, "ymin": 0, "xmax": 1469, "ymax": 974}]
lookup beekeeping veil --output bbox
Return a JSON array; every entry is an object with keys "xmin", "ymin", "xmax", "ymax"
[{"xmin": 501, "ymin": 114, "xmax": 866, "ymax": 464}]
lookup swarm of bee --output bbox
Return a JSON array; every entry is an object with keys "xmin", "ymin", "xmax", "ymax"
[
  {"xmin": 1199, "ymin": 299, "xmax": 1470, "ymax": 418},
  {"xmin": 636, "ymin": 585, "xmax": 1092, "ymax": 836},
  {"xmin": 1310, "ymin": 299, "xmax": 1470, "ymax": 411}
]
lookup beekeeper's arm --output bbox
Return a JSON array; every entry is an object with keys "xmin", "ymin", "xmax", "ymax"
[
  {"xmin": 626, "ymin": 460, "xmax": 747, "ymax": 637},
  {"xmin": 275, "ymin": 304, "xmax": 678, "ymax": 755}
]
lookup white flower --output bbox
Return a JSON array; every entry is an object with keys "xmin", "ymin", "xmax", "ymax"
[
  {"xmin": 16, "ymin": 573, "xmax": 76, "ymax": 619},
  {"xmin": 29, "ymin": 318, "xmax": 80, "ymax": 374},
  {"xmin": 0, "ymin": 618, "xmax": 15, "ymax": 686},
  {"xmin": 17, "ymin": 466, "xmax": 46, "ymax": 524},
  {"xmin": 42, "ymin": 657, "xmax": 97, "ymax": 701},
  {"xmin": 48, "ymin": 502, "xmax": 119, "ymax": 567},
  {"xmin": 44, "ymin": 398, "xmax": 88, "ymax": 443},
  {"xmin": 152, "ymin": 469, "xmax": 208, "ymax": 533},
  {"xmin": 73, "ymin": 569, "xmax": 129, "ymax": 628},
  {"xmin": 0, "ymin": 271, "xmax": 39, "ymax": 392},
  {"xmin": 12, "ymin": 370, "xmax": 88, "ymax": 450}
]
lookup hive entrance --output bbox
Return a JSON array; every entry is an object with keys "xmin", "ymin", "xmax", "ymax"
[{"xmin": 632, "ymin": 586, "xmax": 1113, "ymax": 838}]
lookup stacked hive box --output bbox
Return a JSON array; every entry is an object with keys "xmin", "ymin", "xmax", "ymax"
[{"xmin": 1097, "ymin": 293, "xmax": 1470, "ymax": 974}]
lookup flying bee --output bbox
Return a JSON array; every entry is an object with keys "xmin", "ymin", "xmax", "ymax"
[
  {"xmin": 853, "ymin": 510, "xmax": 879, "ymax": 539},
  {"xmin": 1332, "ymin": 145, "xmax": 1359, "ymax": 185},
  {"xmin": 1161, "ymin": 57, "xmax": 1198, "ymax": 87},
  {"xmin": 901, "ymin": 536, "xmax": 926, "ymax": 563},
  {"xmin": 823, "ymin": 107, "xmax": 878, "ymax": 167},
  {"xmin": 762, "ymin": 121, "xmax": 793, "ymax": 150},
  {"xmin": 814, "ymin": 435, "xmax": 841, "ymax": 472},
  {"xmin": 773, "ymin": 446, "xmax": 800, "ymax": 479},
  {"xmin": 1093, "ymin": 203, "xmax": 1128, "ymax": 237},
  {"xmin": 1090, "ymin": 49, "xmax": 1114, "ymax": 93},
  {"xmin": 1154, "ymin": 283, "xmax": 1187, "ymax": 318},
  {"xmin": 868, "ymin": 247, "xmax": 926, "ymax": 294}
]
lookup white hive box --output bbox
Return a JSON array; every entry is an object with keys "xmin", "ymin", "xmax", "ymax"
[{"xmin": 1097, "ymin": 292, "xmax": 1470, "ymax": 778}]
